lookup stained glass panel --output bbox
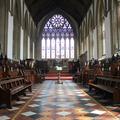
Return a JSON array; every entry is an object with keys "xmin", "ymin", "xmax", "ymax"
[
  {"xmin": 47, "ymin": 38, "xmax": 50, "ymax": 58},
  {"xmin": 66, "ymin": 38, "xmax": 69, "ymax": 58},
  {"xmin": 70, "ymin": 38, "xmax": 74, "ymax": 58},
  {"xmin": 56, "ymin": 38, "xmax": 60, "ymax": 59},
  {"xmin": 61, "ymin": 38, "xmax": 65, "ymax": 58},
  {"xmin": 42, "ymin": 38, "xmax": 45, "ymax": 58},
  {"xmin": 102, "ymin": 21, "xmax": 106, "ymax": 55},
  {"xmin": 51, "ymin": 38, "xmax": 55, "ymax": 58},
  {"xmin": 42, "ymin": 38, "xmax": 45, "ymax": 49}
]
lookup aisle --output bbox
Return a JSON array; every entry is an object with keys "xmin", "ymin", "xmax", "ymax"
[{"xmin": 0, "ymin": 81, "xmax": 119, "ymax": 120}]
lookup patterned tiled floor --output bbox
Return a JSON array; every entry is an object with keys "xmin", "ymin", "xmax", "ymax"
[{"xmin": 0, "ymin": 80, "xmax": 120, "ymax": 120}]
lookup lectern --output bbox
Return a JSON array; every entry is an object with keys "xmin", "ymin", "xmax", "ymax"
[{"xmin": 55, "ymin": 66, "xmax": 63, "ymax": 84}]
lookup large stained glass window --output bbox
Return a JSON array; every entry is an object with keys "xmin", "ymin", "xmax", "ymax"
[{"xmin": 41, "ymin": 14, "xmax": 74, "ymax": 59}]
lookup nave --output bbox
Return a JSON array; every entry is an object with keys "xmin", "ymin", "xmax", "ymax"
[{"xmin": 0, "ymin": 80, "xmax": 119, "ymax": 120}]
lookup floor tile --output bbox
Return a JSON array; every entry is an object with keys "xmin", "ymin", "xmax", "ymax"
[
  {"xmin": 20, "ymin": 96, "xmax": 30, "ymax": 100},
  {"xmin": 15, "ymin": 101, "xmax": 26, "ymax": 104},
  {"xmin": 0, "ymin": 116, "xmax": 10, "ymax": 120},
  {"xmin": 8, "ymin": 107, "xmax": 19, "ymax": 111},
  {"xmin": 85, "ymin": 103, "xmax": 96, "ymax": 107},
  {"xmin": 90, "ymin": 110, "xmax": 106, "ymax": 115},
  {"xmin": 21, "ymin": 111, "xmax": 37, "ymax": 116},
  {"xmin": 28, "ymin": 104, "xmax": 40, "ymax": 108},
  {"xmin": 81, "ymin": 98, "xmax": 91, "ymax": 101},
  {"xmin": 56, "ymin": 111, "xmax": 71, "ymax": 116}
]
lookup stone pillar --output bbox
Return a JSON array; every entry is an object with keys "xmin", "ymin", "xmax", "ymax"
[
  {"xmin": 13, "ymin": 18, "xmax": 20, "ymax": 59},
  {"xmin": 86, "ymin": 36, "xmax": 89, "ymax": 61},
  {"xmin": 105, "ymin": 12, "xmax": 112, "ymax": 58},
  {"xmin": 77, "ymin": 37, "xmax": 80, "ymax": 59},
  {"xmin": 23, "ymin": 31, "xmax": 28, "ymax": 59},
  {"xmin": 111, "ymin": 1, "xmax": 119, "ymax": 54},
  {"xmin": 36, "ymin": 37, "xmax": 41, "ymax": 60},
  {"xmin": 30, "ymin": 38, "xmax": 33, "ymax": 58},
  {"xmin": 7, "ymin": 12, "xmax": 13, "ymax": 59},
  {"xmin": 117, "ymin": 2, "xmax": 120, "ymax": 50},
  {"xmin": 27, "ymin": 36, "xmax": 30, "ymax": 58},
  {"xmin": 32, "ymin": 42, "xmax": 35, "ymax": 59},
  {"xmin": 20, "ymin": 27, "xmax": 24, "ymax": 60},
  {"xmin": 0, "ymin": 0, "xmax": 8, "ymax": 55},
  {"xmin": 75, "ymin": 38, "xmax": 79, "ymax": 59},
  {"xmin": 93, "ymin": 27, "xmax": 98, "ymax": 59}
]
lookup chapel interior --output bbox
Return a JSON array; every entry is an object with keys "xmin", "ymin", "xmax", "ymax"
[{"xmin": 0, "ymin": 0, "xmax": 120, "ymax": 120}]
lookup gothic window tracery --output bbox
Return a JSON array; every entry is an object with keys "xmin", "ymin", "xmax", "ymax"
[{"xmin": 41, "ymin": 14, "xmax": 74, "ymax": 59}]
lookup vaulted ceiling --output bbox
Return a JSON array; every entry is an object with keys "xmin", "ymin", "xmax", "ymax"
[{"xmin": 25, "ymin": 0, "xmax": 92, "ymax": 26}]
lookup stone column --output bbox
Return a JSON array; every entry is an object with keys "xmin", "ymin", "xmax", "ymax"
[
  {"xmin": 75, "ymin": 38, "xmax": 79, "ymax": 59},
  {"xmin": 0, "ymin": 0, "xmax": 8, "ymax": 55},
  {"xmin": 23, "ymin": 31, "xmax": 28, "ymax": 59},
  {"xmin": 117, "ymin": 2, "xmax": 120, "ymax": 50},
  {"xmin": 105, "ymin": 12, "xmax": 112, "ymax": 58},
  {"xmin": 13, "ymin": 18, "xmax": 20, "ymax": 59},
  {"xmin": 7, "ymin": 12, "xmax": 13, "ymax": 59},
  {"xmin": 36, "ymin": 37, "xmax": 41, "ymax": 60},
  {"xmin": 30, "ymin": 38, "xmax": 33, "ymax": 58},
  {"xmin": 32, "ymin": 42, "xmax": 35, "ymax": 59},
  {"xmin": 93, "ymin": 27, "xmax": 98, "ymax": 59},
  {"xmin": 20, "ymin": 27, "xmax": 24, "ymax": 60}
]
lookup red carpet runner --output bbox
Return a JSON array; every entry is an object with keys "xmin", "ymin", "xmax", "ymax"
[{"xmin": 45, "ymin": 70, "xmax": 73, "ymax": 80}]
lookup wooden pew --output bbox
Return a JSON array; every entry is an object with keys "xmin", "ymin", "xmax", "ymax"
[
  {"xmin": 73, "ymin": 72, "xmax": 82, "ymax": 83},
  {"xmin": 89, "ymin": 76, "xmax": 120, "ymax": 103},
  {"xmin": 82, "ymin": 65, "xmax": 89, "ymax": 85},
  {"xmin": 0, "ymin": 77, "xmax": 32, "ymax": 108},
  {"xmin": 22, "ymin": 59, "xmax": 45, "ymax": 83}
]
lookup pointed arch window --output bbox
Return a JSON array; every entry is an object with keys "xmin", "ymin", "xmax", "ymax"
[{"xmin": 41, "ymin": 14, "xmax": 74, "ymax": 59}]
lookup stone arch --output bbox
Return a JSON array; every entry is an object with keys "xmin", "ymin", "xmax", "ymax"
[
  {"xmin": 38, "ymin": 9, "xmax": 78, "ymax": 40},
  {"xmin": 37, "ymin": 9, "xmax": 79, "ymax": 59}
]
